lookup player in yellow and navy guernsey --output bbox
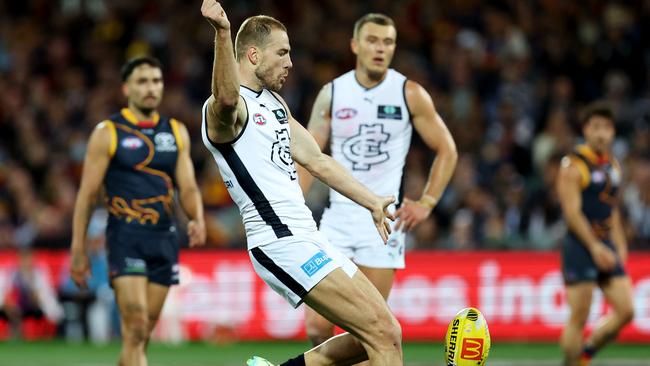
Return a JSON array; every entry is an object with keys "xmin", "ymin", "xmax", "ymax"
[
  {"xmin": 70, "ymin": 57, "xmax": 206, "ymax": 366},
  {"xmin": 557, "ymin": 102, "xmax": 634, "ymax": 366}
]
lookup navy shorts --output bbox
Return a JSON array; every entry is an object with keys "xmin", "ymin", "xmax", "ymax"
[
  {"xmin": 561, "ymin": 235, "xmax": 626, "ymax": 285},
  {"xmin": 106, "ymin": 226, "xmax": 180, "ymax": 287}
]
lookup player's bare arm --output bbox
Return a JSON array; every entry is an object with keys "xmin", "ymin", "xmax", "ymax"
[
  {"xmin": 557, "ymin": 157, "xmax": 617, "ymax": 271},
  {"xmin": 610, "ymin": 207, "xmax": 628, "ymax": 263},
  {"xmin": 395, "ymin": 80, "xmax": 458, "ymax": 231},
  {"xmin": 201, "ymin": 0, "xmax": 246, "ymax": 142},
  {"xmin": 70, "ymin": 122, "xmax": 113, "ymax": 288},
  {"xmin": 175, "ymin": 122, "xmax": 207, "ymax": 248},
  {"xmin": 297, "ymin": 82, "xmax": 332, "ymax": 194},
  {"xmin": 291, "ymin": 118, "xmax": 394, "ymax": 242}
]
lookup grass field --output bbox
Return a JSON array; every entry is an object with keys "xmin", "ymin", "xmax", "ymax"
[{"xmin": 0, "ymin": 341, "xmax": 648, "ymax": 366}]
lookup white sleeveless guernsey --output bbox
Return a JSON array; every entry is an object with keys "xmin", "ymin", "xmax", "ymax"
[
  {"xmin": 320, "ymin": 69, "xmax": 412, "ymax": 269},
  {"xmin": 329, "ymin": 69, "xmax": 412, "ymax": 205},
  {"xmin": 201, "ymin": 86, "xmax": 317, "ymax": 249}
]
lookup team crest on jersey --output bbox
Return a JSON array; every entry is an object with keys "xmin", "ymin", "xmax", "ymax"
[
  {"xmin": 154, "ymin": 132, "xmax": 177, "ymax": 152},
  {"xmin": 122, "ymin": 136, "xmax": 143, "ymax": 150},
  {"xmin": 254, "ymin": 113, "xmax": 266, "ymax": 125},
  {"xmin": 377, "ymin": 105, "xmax": 402, "ymax": 120},
  {"xmin": 342, "ymin": 124, "xmax": 390, "ymax": 171},
  {"xmin": 272, "ymin": 109, "xmax": 288, "ymax": 124},
  {"xmin": 335, "ymin": 108, "xmax": 357, "ymax": 120},
  {"xmin": 592, "ymin": 170, "xmax": 605, "ymax": 184},
  {"xmin": 271, "ymin": 128, "xmax": 297, "ymax": 180}
]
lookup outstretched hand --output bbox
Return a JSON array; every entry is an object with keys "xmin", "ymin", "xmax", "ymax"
[{"xmin": 371, "ymin": 195, "xmax": 396, "ymax": 244}]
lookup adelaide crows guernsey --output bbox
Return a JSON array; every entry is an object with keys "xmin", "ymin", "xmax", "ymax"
[
  {"xmin": 201, "ymin": 87, "xmax": 317, "ymax": 249},
  {"xmin": 103, "ymin": 108, "xmax": 183, "ymax": 232},
  {"xmin": 565, "ymin": 144, "xmax": 622, "ymax": 240},
  {"xmin": 329, "ymin": 69, "xmax": 412, "ymax": 206}
]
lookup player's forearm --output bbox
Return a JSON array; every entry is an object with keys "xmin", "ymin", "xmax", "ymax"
[
  {"xmin": 71, "ymin": 192, "xmax": 94, "ymax": 253},
  {"xmin": 610, "ymin": 211, "xmax": 627, "ymax": 252},
  {"xmin": 296, "ymin": 164, "xmax": 315, "ymax": 196},
  {"xmin": 180, "ymin": 187, "xmax": 205, "ymax": 224},
  {"xmin": 564, "ymin": 210, "xmax": 602, "ymax": 251},
  {"xmin": 307, "ymin": 154, "xmax": 377, "ymax": 210},
  {"xmin": 421, "ymin": 146, "xmax": 457, "ymax": 205},
  {"xmin": 211, "ymin": 29, "xmax": 239, "ymax": 108}
]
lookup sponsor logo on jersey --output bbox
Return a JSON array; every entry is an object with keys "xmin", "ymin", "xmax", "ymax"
[
  {"xmin": 342, "ymin": 124, "xmax": 390, "ymax": 170},
  {"xmin": 335, "ymin": 108, "xmax": 358, "ymax": 120},
  {"xmin": 122, "ymin": 136, "xmax": 144, "ymax": 150},
  {"xmin": 254, "ymin": 113, "xmax": 266, "ymax": 125},
  {"xmin": 124, "ymin": 257, "xmax": 147, "ymax": 273},
  {"xmin": 301, "ymin": 250, "xmax": 332, "ymax": 277},
  {"xmin": 460, "ymin": 338, "xmax": 484, "ymax": 360},
  {"xmin": 272, "ymin": 109, "xmax": 288, "ymax": 124},
  {"xmin": 377, "ymin": 105, "xmax": 402, "ymax": 120},
  {"xmin": 154, "ymin": 132, "xmax": 177, "ymax": 152},
  {"xmin": 592, "ymin": 170, "xmax": 605, "ymax": 184},
  {"xmin": 271, "ymin": 128, "xmax": 297, "ymax": 180}
]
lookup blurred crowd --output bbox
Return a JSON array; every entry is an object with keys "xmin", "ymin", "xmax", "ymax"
[{"xmin": 0, "ymin": 0, "xmax": 649, "ymax": 252}]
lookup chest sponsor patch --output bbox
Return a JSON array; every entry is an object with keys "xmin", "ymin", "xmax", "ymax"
[
  {"xmin": 301, "ymin": 250, "xmax": 332, "ymax": 277},
  {"xmin": 272, "ymin": 108, "xmax": 288, "ymax": 124},
  {"xmin": 377, "ymin": 105, "xmax": 402, "ymax": 120}
]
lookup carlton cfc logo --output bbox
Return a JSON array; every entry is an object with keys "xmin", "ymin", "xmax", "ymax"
[
  {"xmin": 254, "ymin": 113, "xmax": 266, "ymax": 125},
  {"xmin": 342, "ymin": 123, "xmax": 390, "ymax": 171}
]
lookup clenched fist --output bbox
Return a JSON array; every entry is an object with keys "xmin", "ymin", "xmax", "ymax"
[{"xmin": 201, "ymin": 0, "xmax": 230, "ymax": 30}]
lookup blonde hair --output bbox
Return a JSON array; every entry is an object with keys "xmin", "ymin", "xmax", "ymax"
[
  {"xmin": 353, "ymin": 13, "xmax": 396, "ymax": 39},
  {"xmin": 235, "ymin": 15, "xmax": 287, "ymax": 61}
]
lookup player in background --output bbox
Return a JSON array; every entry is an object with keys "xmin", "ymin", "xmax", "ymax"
[
  {"xmin": 70, "ymin": 57, "xmax": 206, "ymax": 366},
  {"xmin": 299, "ymin": 13, "xmax": 457, "ymax": 347},
  {"xmin": 201, "ymin": 1, "xmax": 402, "ymax": 365},
  {"xmin": 557, "ymin": 102, "xmax": 634, "ymax": 366}
]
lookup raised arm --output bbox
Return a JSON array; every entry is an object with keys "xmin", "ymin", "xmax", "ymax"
[
  {"xmin": 297, "ymin": 83, "xmax": 332, "ymax": 194},
  {"xmin": 70, "ymin": 122, "xmax": 114, "ymax": 288},
  {"xmin": 557, "ymin": 157, "xmax": 617, "ymax": 271},
  {"xmin": 201, "ymin": 0, "xmax": 245, "ymax": 142},
  {"xmin": 395, "ymin": 80, "xmax": 458, "ymax": 231},
  {"xmin": 174, "ymin": 122, "xmax": 206, "ymax": 248}
]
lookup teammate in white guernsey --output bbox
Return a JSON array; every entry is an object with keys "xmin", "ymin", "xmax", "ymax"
[
  {"xmin": 200, "ymin": 2, "xmax": 403, "ymax": 366},
  {"xmin": 299, "ymin": 14, "xmax": 458, "ymax": 347}
]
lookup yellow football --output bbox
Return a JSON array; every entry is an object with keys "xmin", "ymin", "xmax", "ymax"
[{"xmin": 444, "ymin": 307, "xmax": 491, "ymax": 366}]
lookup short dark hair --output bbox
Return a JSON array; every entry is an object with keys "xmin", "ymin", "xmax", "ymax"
[
  {"xmin": 353, "ymin": 13, "xmax": 396, "ymax": 39},
  {"xmin": 121, "ymin": 56, "xmax": 163, "ymax": 82},
  {"xmin": 580, "ymin": 101, "xmax": 614, "ymax": 128},
  {"xmin": 235, "ymin": 15, "xmax": 287, "ymax": 62}
]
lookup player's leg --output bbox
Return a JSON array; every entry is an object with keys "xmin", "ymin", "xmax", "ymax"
[
  {"xmin": 357, "ymin": 266, "xmax": 395, "ymax": 299},
  {"xmin": 560, "ymin": 282, "xmax": 595, "ymax": 366},
  {"xmin": 113, "ymin": 276, "xmax": 149, "ymax": 366},
  {"xmin": 304, "ymin": 266, "xmax": 395, "ymax": 347},
  {"xmin": 303, "ymin": 269, "xmax": 402, "ymax": 366},
  {"xmin": 582, "ymin": 275, "xmax": 634, "ymax": 360},
  {"xmin": 144, "ymin": 283, "xmax": 170, "ymax": 350}
]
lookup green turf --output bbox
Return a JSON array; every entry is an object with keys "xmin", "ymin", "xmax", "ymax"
[{"xmin": 0, "ymin": 341, "xmax": 647, "ymax": 365}]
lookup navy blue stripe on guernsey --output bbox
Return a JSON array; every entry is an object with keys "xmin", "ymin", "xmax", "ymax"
[
  {"xmin": 251, "ymin": 247, "xmax": 307, "ymax": 300},
  {"xmin": 215, "ymin": 144, "xmax": 293, "ymax": 239}
]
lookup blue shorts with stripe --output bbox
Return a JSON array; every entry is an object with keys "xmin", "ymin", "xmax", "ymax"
[
  {"xmin": 107, "ymin": 225, "xmax": 180, "ymax": 287},
  {"xmin": 561, "ymin": 234, "xmax": 626, "ymax": 285}
]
